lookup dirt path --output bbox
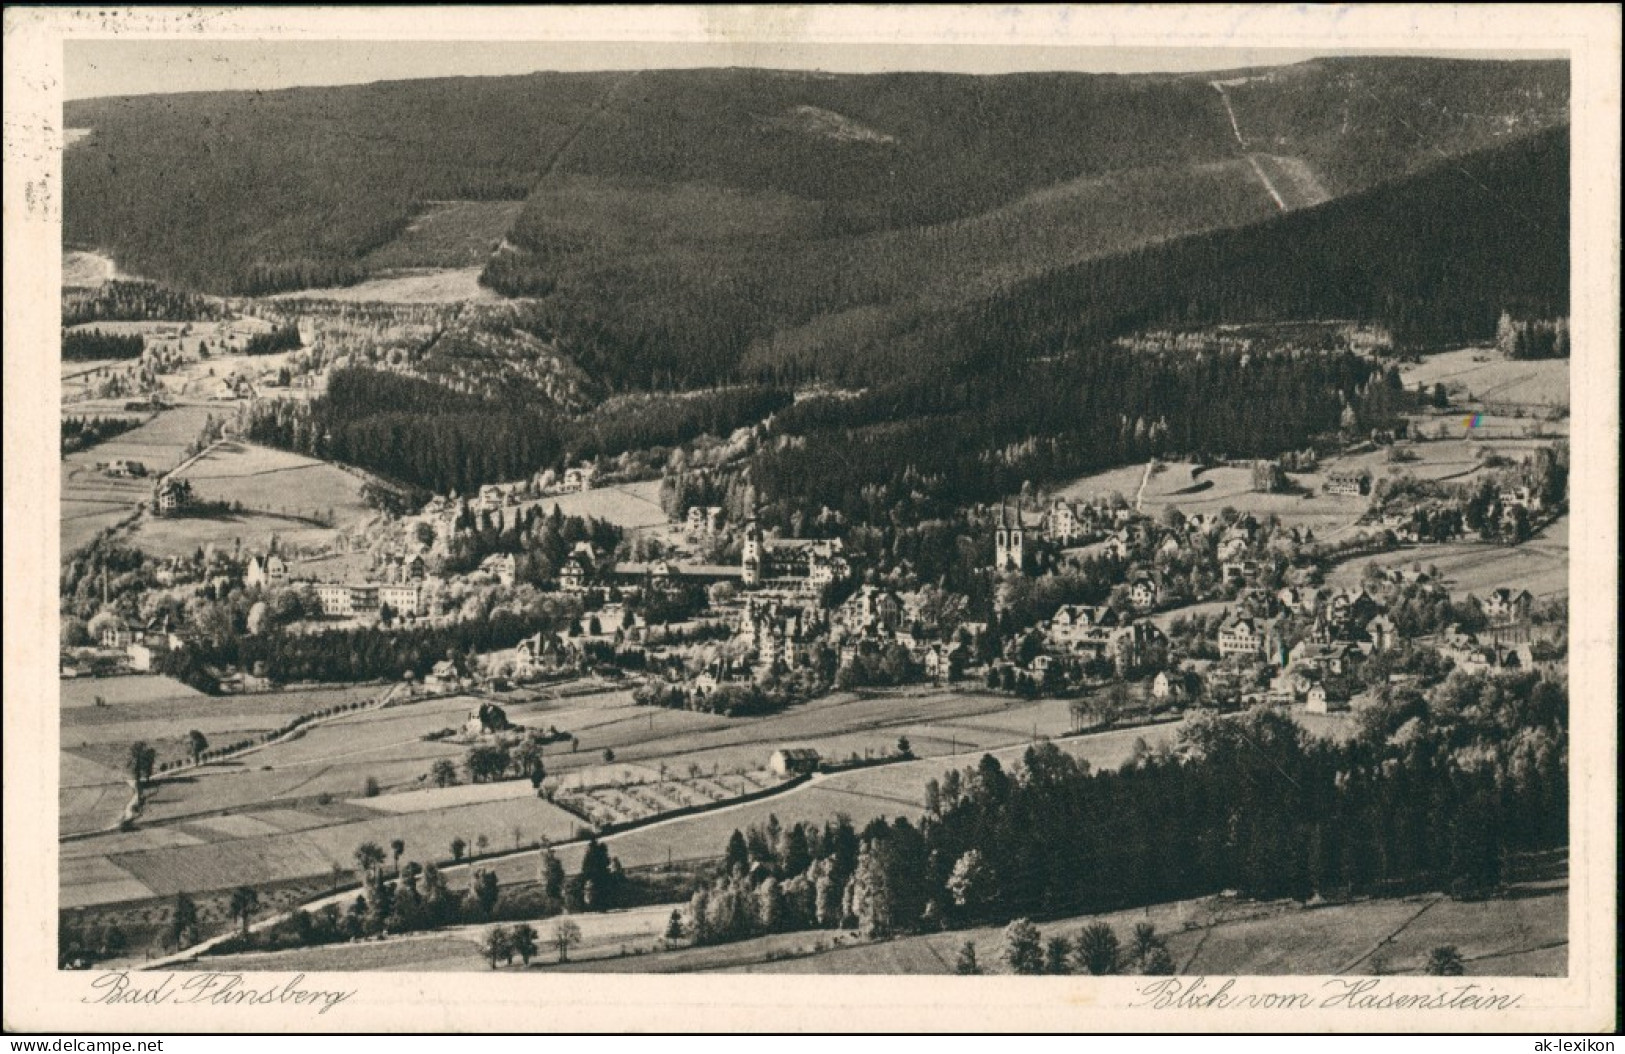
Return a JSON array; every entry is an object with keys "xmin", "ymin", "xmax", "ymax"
[
  {"xmin": 1210, "ymin": 82, "xmax": 1287, "ymax": 212},
  {"xmin": 1133, "ymin": 462, "xmax": 1155, "ymax": 511}
]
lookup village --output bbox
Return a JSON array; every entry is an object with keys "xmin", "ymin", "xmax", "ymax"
[{"xmin": 66, "ymin": 398, "xmax": 1568, "ymax": 730}]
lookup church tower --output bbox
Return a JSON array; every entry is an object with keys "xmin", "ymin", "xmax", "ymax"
[
  {"xmin": 741, "ymin": 518, "xmax": 764, "ymax": 586},
  {"xmin": 994, "ymin": 507, "xmax": 1025, "ymax": 573}
]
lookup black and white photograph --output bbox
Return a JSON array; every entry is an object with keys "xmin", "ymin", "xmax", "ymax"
[{"xmin": 4, "ymin": 4, "xmax": 1618, "ymax": 1034}]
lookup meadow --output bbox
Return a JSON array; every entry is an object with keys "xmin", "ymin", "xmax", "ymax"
[
  {"xmin": 61, "ymin": 405, "xmax": 215, "ymax": 554},
  {"xmin": 361, "ymin": 200, "xmax": 527, "ymax": 271},
  {"xmin": 1326, "ymin": 515, "xmax": 1569, "ymax": 600},
  {"xmin": 59, "ymin": 677, "xmax": 1172, "ymax": 912},
  {"xmin": 1400, "ymin": 347, "xmax": 1570, "ymax": 410},
  {"xmin": 269, "ymin": 267, "xmax": 500, "ymax": 305},
  {"xmin": 516, "ymin": 481, "xmax": 669, "ymax": 532}
]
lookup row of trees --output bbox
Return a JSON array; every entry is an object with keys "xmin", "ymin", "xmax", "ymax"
[
  {"xmin": 156, "ymin": 609, "xmax": 560, "ymax": 691},
  {"xmin": 1495, "ymin": 313, "xmax": 1570, "ymax": 360}
]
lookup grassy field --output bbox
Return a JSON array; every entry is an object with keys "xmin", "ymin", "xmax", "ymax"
[
  {"xmin": 61, "ymin": 405, "xmax": 216, "ymax": 554},
  {"xmin": 59, "ymin": 681, "xmax": 389, "ymax": 836},
  {"xmin": 1051, "ymin": 459, "xmax": 1373, "ymax": 537},
  {"xmin": 1326, "ymin": 515, "xmax": 1568, "ymax": 600},
  {"xmin": 1400, "ymin": 347, "xmax": 1569, "ymax": 409},
  {"xmin": 174, "ymin": 440, "xmax": 373, "ymax": 523},
  {"xmin": 63, "ymin": 249, "xmax": 116, "ymax": 287},
  {"xmin": 268, "ymin": 267, "xmax": 499, "ymax": 305},
  {"xmin": 362, "ymin": 200, "xmax": 526, "ymax": 270},
  {"xmin": 518, "ymin": 481, "xmax": 669, "ymax": 532},
  {"xmin": 564, "ymin": 858, "xmax": 1565, "ymax": 976},
  {"xmin": 60, "ymin": 677, "xmax": 1176, "ymax": 911}
]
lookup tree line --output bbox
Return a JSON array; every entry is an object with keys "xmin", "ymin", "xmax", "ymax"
[
  {"xmin": 156, "ymin": 609, "xmax": 565, "ymax": 692},
  {"xmin": 61, "ymin": 414, "xmax": 142, "ymax": 454},
  {"xmin": 62, "ymin": 329, "xmax": 144, "ymax": 362},
  {"xmin": 674, "ymin": 670, "xmax": 1565, "ymax": 948}
]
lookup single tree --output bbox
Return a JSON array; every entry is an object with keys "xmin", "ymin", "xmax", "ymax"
[
  {"xmin": 450, "ymin": 837, "xmax": 467, "ymax": 863},
  {"xmin": 954, "ymin": 940, "xmax": 983, "ymax": 975},
  {"xmin": 1143, "ymin": 945, "xmax": 1177, "ymax": 976},
  {"xmin": 228, "ymin": 885, "xmax": 260, "ymax": 935},
  {"xmin": 187, "ymin": 729, "xmax": 209, "ymax": 763},
  {"xmin": 475, "ymin": 833, "xmax": 490, "ymax": 857},
  {"xmin": 1130, "ymin": 922, "xmax": 1162, "ymax": 968},
  {"xmin": 1426, "ymin": 945, "xmax": 1466, "ymax": 976},
  {"xmin": 390, "ymin": 839, "xmax": 406, "ymax": 876},
  {"xmin": 602, "ymin": 748, "xmax": 616, "ymax": 764},
  {"xmin": 664, "ymin": 909, "xmax": 685, "ymax": 942},
  {"xmin": 431, "ymin": 758, "xmax": 458, "ymax": 787},
  {"xmin": 1045, "ymin": 935, "xmax": 1074, "ymax": 975},
  {"xmin": 510, "ymin": 923, "xmax": 539, "ymax": 965},
  {"xmin": 1002, "ymin": 918, "xmax": 1045, "ymax": 975},
  {"xmin": 354, "ymin": 841, "xmax": 386, "ymax": 880},
  {"xmin": 127, "ymin": 741, "xmax": 157, "ymax": 786},
  {"xmin": 168, "ymin": 892, "xmax": 200, "ymax": 949},
  {"xmin": 895, "ymin": 735, "xmax": 912, "ymax": 758},
  {"xmin": 471, "ymin": 868, "xmax": 500, "ymax": 919},
  {"xmin": 552, "ymin": 918, "xmax": 582, "ymax": 963},
  {"xmin": 1074, "ymin": 922, "xmax": 1121, "ymax": 976},
  {"xmin": 477, "ymin": 925, "xmax": 513, "ymax": 969}
]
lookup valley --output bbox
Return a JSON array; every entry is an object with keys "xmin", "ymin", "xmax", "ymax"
[{"xmin": 53, "ymin": 54, "xmax": 1574, "ymax": 983}]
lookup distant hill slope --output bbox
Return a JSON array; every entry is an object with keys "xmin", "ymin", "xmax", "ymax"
[{"xmin": 65, "ymin": 60, "xmax": 1568, "ymax": 387}]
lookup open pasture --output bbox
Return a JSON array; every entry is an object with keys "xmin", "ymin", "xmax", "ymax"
[
  {"xmin": 62, "ymin": 675, "xmax": 205, "ymax": 709},
  {"xmin": 1400, "ymin": 347, "xmax": 1569, "ymax": 409},
  {"xmin": 269, "ymin": 267, "xmax": 499, "ymax": 304},
  {"xmin": 363, "ymin": 200, "xmax": 526, "ymax": 270},
  {"xmin": 121, "ymin": 508, "xmax": 345, "ymax": 561},
  {"xmin": 520, "ymin": 481, "xmax": 669, "ymax": 532},
  {"xmin": 61, "ymin": 405, "xmax": 216, "ymax": 553},
  {"xmin": 100, "ymin": 793, "xmax": 583, "ymax": 900},
  {"xmin": 174, "ymin": 440, "xmax": 371, "ymax": 518},
  {"xmin": 1326, "ymin": 515, "xmax": 1568, "ymax": 600}
]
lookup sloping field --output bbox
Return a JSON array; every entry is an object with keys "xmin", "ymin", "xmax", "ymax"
[
  {"xmin": 63, "ymin": 249, "xmax": 116, "ymax": 287},
  {"xmin": 62, "ymin": 676, "xmax": 206, "ymax": 709},
  {"xmin": 94, "ymin": 793, "xmax": 584, "ymax": 902},
  {"xmin": 521, "ymin": 481, "xmax": 669, "ymax": 531},
  {"xmin": 60, "ymin": 855, "xmax": 155, "ymax": 908},
  {"xmin": 362, "ymin": 200, "xmax": 526, "ymax": 270},
  {"xmin": 269, "ymin": 267, "xmax": 499, "ymax": 304},
  {"xmin": 1050, "ymin": 459, "xmax": 1372, "ymax": 536},
  {"xmin": 61, "ymin": 405, "xmax": 216, "ymax": 554},
  {"xmin": 1326, "ymin": 515, "xmax": 1568, "ymax": 600},
  {"xmin": 359, "ymin": 779, "xmax": 538, "ymax": 814},
  {"xmin": 1401, "ymin": 347, "xmax": 1569, "ymax": 409}
]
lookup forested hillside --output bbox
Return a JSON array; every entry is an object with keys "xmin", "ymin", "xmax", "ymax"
[{"xmin": 66, "ymin": 59, "xmax": 1566, "ymax": 386}]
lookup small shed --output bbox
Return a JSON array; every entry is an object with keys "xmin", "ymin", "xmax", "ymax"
[{"xmin": 769, "ymin": 747, "xmax": 821, "ymax": 778}]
